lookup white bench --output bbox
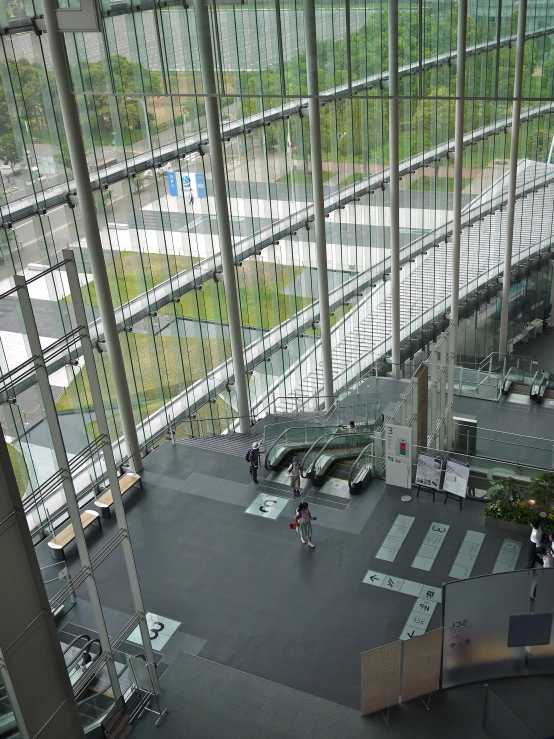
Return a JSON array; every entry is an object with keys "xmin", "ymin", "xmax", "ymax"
[
  {"xmin": 94, "ymin": 473, "xmax": 142, "ymax": 517},
  {"xmin": 48, "ymin": 510, "xmax": 101, "ymax": 560}
]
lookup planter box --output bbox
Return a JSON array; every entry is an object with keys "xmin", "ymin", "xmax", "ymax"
[{"xmin": 484, "ymin": 516, "xmax": 527, "ymax": 535}]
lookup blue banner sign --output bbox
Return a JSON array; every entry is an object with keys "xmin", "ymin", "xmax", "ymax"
[{"xmin": 167, "ymin": 171, "xmax": 178, "ymax": 196}]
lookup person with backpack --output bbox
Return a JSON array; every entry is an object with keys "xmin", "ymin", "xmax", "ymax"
[
  {"xmin": 246, "ymin": 442, "xmax": 260, "ymax": 483},
  {"xmin": 288, "ymin": 456, "xmax": 302, "ymax": 496}
]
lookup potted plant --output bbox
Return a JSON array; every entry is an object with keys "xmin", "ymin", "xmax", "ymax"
[
  {"xmin": 484, "ymin": 475, "xmax": 554, "ymax": 533},
  {"xmin": 528, "ymin": 471, "xmax": 554, "ymax": 512}
]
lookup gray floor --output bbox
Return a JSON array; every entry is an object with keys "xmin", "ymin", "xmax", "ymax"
[
  {"xmin": 132, "ymin": 652, "xmax": 554, "ymax": 739},
  {"xmin": 513, "ymin": 326, "xmax": 554, "ymax": 371},
  {"xmin": 37, "ymin": 438, "xmax": 532, "ymax": 713}
]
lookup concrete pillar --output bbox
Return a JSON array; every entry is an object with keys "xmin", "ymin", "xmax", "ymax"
[
  {"xmin": 0, "ymin": 425, "xmax": 85, "ymax": 739},
  {"xmin": 42, "ymin": 0, "xmax": 143, "ymax": 470}
]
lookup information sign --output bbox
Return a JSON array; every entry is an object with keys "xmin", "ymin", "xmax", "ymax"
[
  {"xmin": 442, "ymin": 459, "xmax": 470, "ymax": 499},
  {"xmin": 385, "ymin": 424, "xmax": 412, "ymax": 489},
  {"xmin": 415, "ymin": 453, "xmax": 443, "ymax": 490}
]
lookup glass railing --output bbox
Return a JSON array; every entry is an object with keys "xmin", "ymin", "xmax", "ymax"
[
  {"xmin": 331, "ymin": 392, "xmax": 381, "ymax": 427},
  {"xmin": 264, "ymin": 425, "xmax": 334, "ymax": 470},
  {"xmin": 311, "ymin": 431, "xmax": 375, "ymax": 480},
  {"xmin": 502, "ymin": 366, "xmax": 537, "ymax": 393},
  {"xmin": 0, "ymin": 677, "xmax": 18, "ymax": 738},
  {"xmin": 41, "ymin": 561, "xmax": 75, "ymax": 621},
  {"xmin": 349, "ymin": 443, "xmax": 374, "ymax": 493},
  {"xmin": 452, "ymin": 366, "xmax": 502, "ymax": 400},
  {"xmin": 76, "ymin": 687, "xmax": 115, "ymax": 731}
]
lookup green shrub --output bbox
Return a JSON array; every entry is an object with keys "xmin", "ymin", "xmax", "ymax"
[
  {"xmin": 528, "ymin": 471, "xmax": 554, "ymax": 510},
  {"xmin": 483, "ymin": 499, "xmax": 554, "ymax": 528}
]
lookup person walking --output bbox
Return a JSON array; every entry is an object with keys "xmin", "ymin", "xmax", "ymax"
[
  {"xmin": 294, "ymin": 501, "xmax": 315, "ymax": 548},
  {"xmin": 247, "ymin": 442, "xmax": 261, "ymax": 484},
  {"xmin": 348, "ymin": 420, "xmax": 357, "ymax": 448},
  {"xmin": 527, "ymin": 516, "xmax": 544, "ymax": 568},
  {"xmin": 536, "ymin": 546, "xmax": 554, "ymax": 568},
  {"xmin": 288, "ymin": 456, "xmax": 302, "ymax": 497}
]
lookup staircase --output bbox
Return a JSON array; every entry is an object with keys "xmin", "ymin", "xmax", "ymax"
[
  {"xmin": 175, "ymin": 432, "xmax": 262, "ymax": 457},
  {"xmin": 282, "ymin": 160, "xmax": 554, "ymax": 399}
]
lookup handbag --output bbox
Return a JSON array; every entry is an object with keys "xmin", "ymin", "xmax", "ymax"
[{"xmin": 289, "ymin": 522, "xmax": 297, "ymax": 530}]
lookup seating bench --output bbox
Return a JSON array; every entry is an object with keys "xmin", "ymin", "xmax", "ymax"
[
  {"xmin": 94, "ymin": 472, "xmax": 142, "ymax": 517},
  {"xmin": 48, "ymin": 510, "xmax": 101, "ymax": 561}
]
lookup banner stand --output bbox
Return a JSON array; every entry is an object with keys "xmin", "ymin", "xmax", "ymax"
[
  {"xmin": 443, "ymin": 490, "xmax": 464, "ymax": 510},
  {"xmin": 416, "ymin": 484, "xmax": 436, "ymax": 503},
  {"xmin": 419, "ymin": 652, "xmax": 434, "ymax": 711},
  {"xmin": 381, "ymin": 676, "xmax": 392, "ymax": 725}
]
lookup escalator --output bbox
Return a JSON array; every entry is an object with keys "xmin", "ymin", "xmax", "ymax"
[
  {"xmin": 0, "ymin": 634, "xmax": 117, "ymax": 737},
  {"xmin": 264, "ymin": 424, "xmax": 338, "ymax": 470},
  {"xmin": 0, "ymin": 681, "xmax": 17, "ymax": 738},
  {"xmin": 503, "ymin": 367, "xmax": 552, "ymax": 403},
  {"xmin": 301, "ymin": 419, "xmax": 382, "ymax": 491}
]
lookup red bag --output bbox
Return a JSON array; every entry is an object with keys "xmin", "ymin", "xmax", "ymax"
[{"xmin": 289, "ymin": 522, "xmax": 297, "ymax": 530}]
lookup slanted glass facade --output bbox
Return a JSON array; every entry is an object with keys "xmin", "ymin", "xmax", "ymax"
[{"xmin": 0, "ymin": 0, "xmax": 553, "ymax": 531}]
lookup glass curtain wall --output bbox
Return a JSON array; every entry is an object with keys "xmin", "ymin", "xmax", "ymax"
[{"xmin": 1, "ymin": 0, "xmax": 554, "ymax": 530}]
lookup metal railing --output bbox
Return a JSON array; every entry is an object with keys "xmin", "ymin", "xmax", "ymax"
[
  {"xmin": 349, "ymin": 442, "xmax": 375, "ymax": 493},
  {"xmin": 264, "ymin": 424, "xmax": 335, "ymax": 470},
  {"xmin": 311, "ymin": 430, "xmax": 376, "ymax": 481}
]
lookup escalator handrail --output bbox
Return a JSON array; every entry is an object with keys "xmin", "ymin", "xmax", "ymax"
[
  {"xmin": 300, "ymin": 432, "xmax": 338, "ymax": 477},
  {"xmin": 264, "ymin": 424, "xmax": 331, "ymax": 470},
  {"xmin": 530, "ymin": 368, "xmax": 542, "ymax": 396},
  {"xmin": 311, "ymin": 430, "xmax": 376, "ymax": 478},
  {"xmin": 348, "ymin": 442, "xmax": 374, "ymax": 489},
  {"xmin": 65, "ymin": 638, "xmax": 101, "ymax": 674},
  {"xmin": 310, "ymin": 432, "xmax": 355, "ymax": 477},
  {"xmin": 62, "ymin": 634, "xmax": 91, "ymax": 657}
]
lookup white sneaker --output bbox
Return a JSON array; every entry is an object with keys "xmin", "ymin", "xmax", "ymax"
[
  {"xmin": 301, "ymin": 537, "xmax": 306, "ymax": 544},
  {"xmin": 308, "ymin": 541, "xmax": 315, "ymax": 549}
]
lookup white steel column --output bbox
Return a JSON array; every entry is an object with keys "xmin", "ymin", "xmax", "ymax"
[
  {"xmin": 303, "ymin": 0, "xmax": 334, "ymax": 409},
  {"xmin": 438, "ymin": 334, "xmax": 447, "ymax": 449},
  {"xmin": 14, "ymin": 276, "xmax": 121, "ymax": 701},
  {"xmin": 42, "ymin": 0, "xmax": 143, "ymax": 471},
  {"xmin": 447, "ymin": 0, "xmax": 467, "ymax": 449},
  {"xmin": 63, "ymin": 251, "xmax": 160, "ymax": 693},
  {"xmin": 194, "ymin": 0, "xmax": 251, "ymax": 431},
  {"xmin": 499, "ymin": 0, "xmax": 528, "ymax": 357},
  {"xmin": 549, "ymin": 259, "xmax": 554, "ymax": 327},
  {"xmin": 388, "ymin": 0, "xmax": 401, "ymax": 379},
  {"xmin": 430, "ymin": 344, "xmax": 438, "ymax": 448}
]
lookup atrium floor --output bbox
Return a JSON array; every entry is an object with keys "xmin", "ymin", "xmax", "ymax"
[{"xmin": 37, "ymin": 439, "xmax": 534, "ymax": 725}]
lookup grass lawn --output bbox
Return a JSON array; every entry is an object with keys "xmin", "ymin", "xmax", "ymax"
[
  {"xmin": 55, "ymin": 333, "xmax": 231, "ymax": 428},
  {"xmin": 7, "ymin": 443, "xmax": 28, "ymax": 498},
  {"xmin": 67, "ymin": 251, "xmax": 198, "ymax": 307},
  {"xmin": 175, "ymin": 261, "xmax": 313, "ymax": 330},
  {"xmin": 339, "ymin": 172, "xmax": 364, "ymax": 187},
  {"xmin": 410, "ymin": 176, "xmax": 473, "ymax": 192}
]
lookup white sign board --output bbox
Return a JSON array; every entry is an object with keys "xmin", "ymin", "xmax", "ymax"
[
  {"xmin": 443, "ymin": 459, "xmax": 470, "ymax": 498},
  {"xmin": 385, "ymin": 424, "xmax": 412, "ymax": 489},
  {"xmin": 415, "ymin": 453, "xmax": 443, "ymax": 490}
]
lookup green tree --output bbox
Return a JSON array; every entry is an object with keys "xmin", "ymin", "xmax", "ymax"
[{"xmin": 0, "ymin": 134, "xmax": 20, "ymax": 167}]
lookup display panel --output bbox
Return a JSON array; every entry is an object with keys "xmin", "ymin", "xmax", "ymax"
[{"xmin": 442, "ymin": 570, "xmax": 534, "ymax": 688}]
